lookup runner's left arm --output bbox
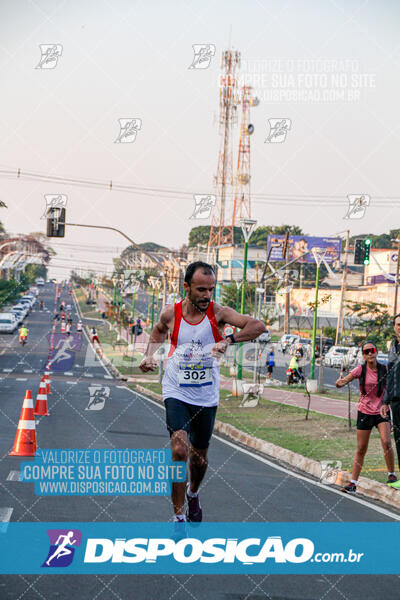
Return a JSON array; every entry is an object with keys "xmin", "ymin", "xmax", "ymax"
[{"xmin": 216, "ymin": 305, "xmax": 266, "ymax": 343}]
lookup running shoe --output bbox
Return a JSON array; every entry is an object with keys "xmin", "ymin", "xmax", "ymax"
[
  {"xmin": 387, "ymin": 474, "xmax": 398, "ymax": 485},
  {"xmin": 341, "ymin": 484, "xmax": 357, "ymax": 494},
  {"xmin": 186, "ymin": 489, "xmax": 202, "ymax": 522},
  {"xmin": 388, "ymin": 479, "xmax": 400, "ymax": 489}
]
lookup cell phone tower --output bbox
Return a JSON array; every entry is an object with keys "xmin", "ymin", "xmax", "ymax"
[
  {"xmin": 208, "ymin": 50, "xmax": 241, "ymax": 252},
  {"xmin": 232, "ymin": 85, "xmax": 259, "ymax": 226}
]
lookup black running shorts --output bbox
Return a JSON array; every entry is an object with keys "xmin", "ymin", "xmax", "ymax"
[
  {"xmin": 356, "ymin": 410, "xmax": 390, "ymax": 431},
  {"xmin": 164, "ymin": 397, "xmax": 217, "ymax": 449}
]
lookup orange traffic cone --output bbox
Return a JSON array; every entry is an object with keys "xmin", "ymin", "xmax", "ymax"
[
  {"xmin": 44, "ymin": 369, "xmax": 51, "ymax": 395},
  {"xmin": 34, "ymin": 378, "xmax": 49, "ymax": 416},
  {"xmin": 9, "ymin": 390, "xmax": 37, "ymax": 456}
]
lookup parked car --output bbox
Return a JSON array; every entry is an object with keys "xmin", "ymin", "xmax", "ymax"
[
  {"xmin": 10, "ymin": 307, "xmax": 25, "ymax": 324},
  {"xmin": 21, "ymin": 295, "xmax": 36, "ymax": 307},
  {"xmin": 377, "ymin": 352, "xmax": 389, "ymax": 366},
  {"xmin": 13, "ymin": 303, "xmax": 29, "ymax": 318},
  {"xmin": 277, "ymin": 334, "xmax": 299, "ymax": 353},
  {"xmin": 0, "ymin": 312, "xmax": 18, "ymax": 333},
  {"xmin": 314, "ymin": 337, "xmax": 334, "ymax": 359},
  {"xmin": 17, "ymin": 299, "xmax": 32, "ymax": 311},
  {"xmin": 324, "ymin": 346, "xmax": 350, "ymax": 368},
  {"xmin": 35, "ymin": 277, "xmax": 45, "ymax": 286},
  {"xmin": 257, "ymin": 330, "xmax": 271, "ymax": 344}
]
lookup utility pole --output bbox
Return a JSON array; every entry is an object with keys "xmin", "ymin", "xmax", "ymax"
[
  {"xmin": 392, "ymin": 239, "xmax": 400, "ymax": 316},
  {"xmin": 335, "ymin": 229, "xmax": 350, "ymax": 345},
  {"xmin": 283, "ymin": 232, "xmax": 290, "ymax": 334}
]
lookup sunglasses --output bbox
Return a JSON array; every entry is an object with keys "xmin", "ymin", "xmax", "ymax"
[{"xmin": 363, "ymin": 347, "xmax": 377, "ymax": 355}]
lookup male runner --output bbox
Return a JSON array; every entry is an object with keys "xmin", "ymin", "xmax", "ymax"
[
  {"xmin": 140, "ymin": 261, "xmax": 265, "ymax": 523},
  {"xmin": 381, "ymin": 313, "xmax": 400, "ymax": 487}
]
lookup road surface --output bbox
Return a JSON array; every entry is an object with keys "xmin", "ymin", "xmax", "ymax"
[{"xmin": 0, "ymin": 284, "xmax": 398, "ymax": 599}]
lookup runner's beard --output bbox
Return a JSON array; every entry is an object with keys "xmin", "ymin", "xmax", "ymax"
[{"xmin": 188, "ymin": 291, "xmax": 210, "ymax": 314}]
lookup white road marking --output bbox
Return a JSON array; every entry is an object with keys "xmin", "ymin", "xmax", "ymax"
[
  {"xmin": 6, "ymin": 471, "xmax": 20, "ymax": 481},
  {"xmin": 128, "ymin": 387, "xmax": 400, "ymax": 521},
  {"xmin": 23, "ymin": 369, "xmax": 33, "ymax": 373},
  {"xmin": 104, "ymin": 375, "xmax": 112, "ymax": 379},
  {"xmin": 84, "ymin": 374, "xmax": 94, "ymax": 378},
  {"xmin": 3, "ymin": 369, "xmax": 12, "ymax": 372},
  {"xmin": 16, "ymin": 378, "xmax": 27, "ymax": 382},
  {"xmin": 64, "ymin": 371, "xmax": 73, "ymax": 376},
  {"xmin": 0, "ymin": 507, "xmax": 13, "ymax": 522},
  {"xmin": 66, "ymin": 381, "xmax": 78, "ymax": 385}
]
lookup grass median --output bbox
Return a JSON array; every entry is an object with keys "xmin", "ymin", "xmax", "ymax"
[{"xmin": 135, "ymin": 381, "xmax": 391, "ymax": 485}]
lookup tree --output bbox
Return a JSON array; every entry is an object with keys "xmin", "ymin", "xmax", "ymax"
[
  {"xmin": 188, "ymin": 224, "xmax": 304, "ymax": 249},
  {"xmin": 346, "ymin": 300, "xmax": 393, "ymax": 350},
  {"xmin": 221, "ymin": 281, "xmax": 255, "ymax": 314}
]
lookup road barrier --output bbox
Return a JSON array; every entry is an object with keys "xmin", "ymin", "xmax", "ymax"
[
  {"xmin": 9, "ymin": 390, "xmax": 37, "ymax": 457},
  {"xmin": 34, "ymin": 378, "xmax": 49, "ymax": 416}
]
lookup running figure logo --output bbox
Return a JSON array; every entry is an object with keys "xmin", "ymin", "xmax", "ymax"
[
  {"xmin": 41, "ymin": 194, "xmax": 67, "ymax": 219},
  {"xmin": 188, "ymin": 44, "xmax": 216, "ymax": 70},
  {"xmin": 114, "ymin": 118, "xmax": 142, "ymax": 143},
  {"xmin": 35, "ymin": 44, "xmax": 63, "ymax": 69},
  {"xmin": 344, "ymin": 194, "xmax": 370, "ymax": 220},
  {"xmin": 86, "ymin": 385, "xmax": 110, "ymax": 411},
  {"xmin": 42, "ymin": 529, "xmax": 82, "ymax": 567},
  {"xmin": 319, "ymin": 460, "xmax": 342, "ymax": 485},
  {"xmin": 190, "ymin": 195, "xmax": 216, "ymax": 219},
  {"xmin": 265, "ymin": 118, "xmax": 292, "ymax": 143}
]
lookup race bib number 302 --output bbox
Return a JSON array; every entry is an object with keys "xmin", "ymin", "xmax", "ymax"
[{"xmin": 177, "ymin": 361, "xmax": 213, "ymax": 387}]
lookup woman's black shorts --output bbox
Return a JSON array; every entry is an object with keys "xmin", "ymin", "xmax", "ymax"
[{"xmin": 356, "ymin": 410, "xmax": 390, "ymax": 430}]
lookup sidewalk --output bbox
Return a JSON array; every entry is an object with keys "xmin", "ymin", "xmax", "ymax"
[{"xmin": 219, "ymin": 375, "xmax": 357, "ymax": 420}]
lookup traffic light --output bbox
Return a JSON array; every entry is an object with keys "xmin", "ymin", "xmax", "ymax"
[
  {"xmin": 363, "ymin": 238, "xmax": 371, "ymax": 265},
  {"xmin": 354, "ymin": 238, "xmax": 371, "ymax": 265},
  {"xmin": 46, "ymin": 207, "xmax": 65, "ymax": 237}
]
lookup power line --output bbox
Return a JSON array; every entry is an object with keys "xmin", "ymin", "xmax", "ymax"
[{"xmin": 0, "ymin": 164, "xmax": 398, "ymax": 205}]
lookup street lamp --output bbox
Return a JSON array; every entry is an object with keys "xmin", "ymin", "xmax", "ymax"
[
  {"xmin": 237, "ymin": 219, "xmax": 257, "ymax": 381},
  {"xmin": 310, "ymin": 248, "xmax": 326, "ymax": 381},
  {"xmin": 148, "ymin": 276, "xmax": 160, "ymax": 329},
  {"xmin": 129, "ymin": 279, "xmax": 141, "ymax": 346},
  {"xmin": 391, "ymin": 239, "xmax": 400, "ymax": 316}
]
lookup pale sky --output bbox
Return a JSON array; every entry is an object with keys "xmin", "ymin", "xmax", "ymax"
[{"xmin": 0, "ymin": 0, "xmax": 399, "ymax": 279}]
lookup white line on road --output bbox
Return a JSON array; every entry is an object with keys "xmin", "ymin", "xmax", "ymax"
[
  {"xmin": 0, "ymin": 507, "xmax": 13, "ymax": 523},
  {"xmin": 15, "ymin": 378, "xmax": 27, "ymax": 382},
  {"xmin": 3, "ymin": 369, "xmax": 12, "ymax": 372},
  {"xmin": 23, "ymin": 370, "xmax": 33, "ymax": 373},
  {"xmin": 104, "ymin": 375, "xmax": 112, "ymax": 379},
  {"xmin": 64, "ymin": 372, "xmax": 74, "ymax": 376},
  {"xmin": 128, "ymin": 387, "xmax": 400, "ymax": 521},
  {"xmin": 84, "ymin": 374, "xmax": 94, "ymax": 378},
  {"xmin": 6, "ymin": 471, "xmax": 20, "ymax": 481},
  {"xmin": 66, "ymin": 381, "xmax": 78, "ymax": 385}
]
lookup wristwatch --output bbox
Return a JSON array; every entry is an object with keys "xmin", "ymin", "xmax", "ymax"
[{"xmin": 225, "ymin": 333, "xmax": 236, "ymax": 344}]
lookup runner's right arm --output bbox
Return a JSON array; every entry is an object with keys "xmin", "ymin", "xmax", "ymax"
[{"xmin": 140, "ymin": 306, "xmax": 172, "ymax": 372}]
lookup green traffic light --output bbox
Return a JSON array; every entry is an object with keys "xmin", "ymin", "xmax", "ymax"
[
  {"xmin": 364, "ymin": 259, "xmax": 369, "ymax": 265},
  {"xmin": 365, "ymin": 239, "xmax": 371, "ymax": 245}
]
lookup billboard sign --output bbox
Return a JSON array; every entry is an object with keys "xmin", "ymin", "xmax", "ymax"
[{"xmin": 266, "ymin": 236, "xmax": 341, "ymax": 264}]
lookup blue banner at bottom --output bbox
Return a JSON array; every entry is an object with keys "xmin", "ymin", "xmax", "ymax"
[{"xmin": 0, "ymin": 522, "xmax": 398, "ymax": 574}]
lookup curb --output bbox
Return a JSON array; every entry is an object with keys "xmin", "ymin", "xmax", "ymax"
[{"xmin": 133, "ymin": 384, "xmax": 400, "ymax": 512}]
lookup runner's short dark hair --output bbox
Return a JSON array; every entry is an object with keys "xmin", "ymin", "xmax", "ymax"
[
  {"xmin": 184, "ymin": 261, "xmax": 215, "ymax": 285},
  {"xmin": 393, "ymin": 313, "xmax": 400, "ymax": 325}
]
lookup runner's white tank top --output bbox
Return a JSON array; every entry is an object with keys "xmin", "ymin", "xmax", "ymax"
[{"xmin": 162, "ymin": 301, "xmax": 223, "ymax": 407}]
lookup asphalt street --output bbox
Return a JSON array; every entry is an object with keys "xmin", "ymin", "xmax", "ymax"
[{"xmin": 0, "ymin": 284, "xmax": 398, "ymax": 599}]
